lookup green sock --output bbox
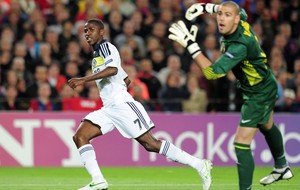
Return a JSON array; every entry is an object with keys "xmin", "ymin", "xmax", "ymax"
[
  {"xmin": 234, "ymin": 142, "xmax": 254, "ymax": 190},
  {"xmin": 260, "ymin": 124, "xmax": 287, "ymax": 168}
]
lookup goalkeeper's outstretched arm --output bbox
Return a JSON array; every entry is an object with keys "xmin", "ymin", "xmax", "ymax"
[{"xmin": 168, "ymin": 21, "xmax": 225, "ymax": 80}]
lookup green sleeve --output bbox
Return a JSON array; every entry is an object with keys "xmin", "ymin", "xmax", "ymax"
[
  {"xmin": 202, "ymin": 67, "xmax": 226, "ymax": 80},
  {"xmin": 202, "ymin": 43, "xmax": 247, "ymax": 80}
]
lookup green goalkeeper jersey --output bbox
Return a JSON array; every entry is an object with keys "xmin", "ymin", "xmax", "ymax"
[{"xmin": 202, "ymin": 12, "xmax": 276, "ymax": 95}]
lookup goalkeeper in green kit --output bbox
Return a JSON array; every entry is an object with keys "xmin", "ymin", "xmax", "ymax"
[{"xmin": 168, "ymin": 1, "xmax": 294, "ymax": 190}]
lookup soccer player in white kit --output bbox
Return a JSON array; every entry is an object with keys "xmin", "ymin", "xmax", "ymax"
[{"xmin": 68, "ymin": 18, "xmax": 212, "ymax": 190}]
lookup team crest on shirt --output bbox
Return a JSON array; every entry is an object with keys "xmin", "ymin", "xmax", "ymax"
[{"xmin": 220, "ymin": 42, "xmax": 226, "ymax": 54}]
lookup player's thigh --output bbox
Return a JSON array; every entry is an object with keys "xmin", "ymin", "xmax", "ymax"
[
  {"xmin": 234, "ymin": 126, "xmax": 258, "ymax": 144},
  {"xmin": 259, "ymin": 111, "xmax": 274, "ymax": 130},
  {"xmin": 109, "ymin": 101, "xmax": 155, "ymax": 138},
  {"xmin": 82, "ymin": 109, "xmax": 115, "ymax": 135},
  {"xmin": 75, "ymin": 120, "xmax": 102, "ymax": 140},
  {"xmin": 241, "ymin": 78, "xmax": 277, "ymax": 127},
  {"xmin": 240, "ymin": 97, "xmax": 275, "ymax": 127}
]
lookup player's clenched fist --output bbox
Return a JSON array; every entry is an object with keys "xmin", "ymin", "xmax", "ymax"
[{"xmin": 68, "ymin": 78, "xmax": 85, "ymax": 89}]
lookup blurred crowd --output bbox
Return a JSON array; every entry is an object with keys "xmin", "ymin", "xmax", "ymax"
[{"xmin": 0, "ymin": 0, "xmax": 300, "ymax": 113}]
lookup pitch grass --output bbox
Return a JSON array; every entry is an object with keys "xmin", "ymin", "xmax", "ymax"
[{"xmin": 0, "ymin": 166, "xmax": 299, "ymax": 190}]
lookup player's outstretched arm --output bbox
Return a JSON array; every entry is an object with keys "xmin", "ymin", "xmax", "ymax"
[
  {"xmin": 185, "ymin": 3, "xmax": 219, "ymax": 21},
  {"xmin": 68, "ymin": 67, "xmax": 118, "ymax": 89}
]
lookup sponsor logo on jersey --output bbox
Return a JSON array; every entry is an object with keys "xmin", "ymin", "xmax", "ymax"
[{"xmin": 105, "ymin": 58, "xmax": 113, "ymax": 66}]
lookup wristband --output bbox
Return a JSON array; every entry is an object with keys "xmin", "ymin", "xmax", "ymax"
[
  {"xmin": 205, "ymin": 3, "xmax": 219, "ymax": 14},
  {"xmin": 187, "ymin": 43, "xmax": 201, "ymax": 59}
]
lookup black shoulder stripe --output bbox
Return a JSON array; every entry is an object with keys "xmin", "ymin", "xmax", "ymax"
[
  {"xmin": 105, "ymin": 43, "xmax": 111, "ymax": 55},
  {"xmin": 98, "ymin": 42, "xmax": 111, "ymax": 58}
]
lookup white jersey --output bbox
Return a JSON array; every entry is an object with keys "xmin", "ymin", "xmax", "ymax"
[
  {"xmin": 91, "ymin": 40, "xmax": 134, "ymax": 107},
  {"xmin": 85, "ymin": 40, "xmax": 155, "ymax": 139}
]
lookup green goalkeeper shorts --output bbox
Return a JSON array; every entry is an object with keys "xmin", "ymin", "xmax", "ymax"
[{"xmin": 239, "ymin": 74, "xmax": 278, "ymax": 128}]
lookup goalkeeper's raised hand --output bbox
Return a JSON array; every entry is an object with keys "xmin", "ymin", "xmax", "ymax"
[
  {"xmin": 168, "ymin": 20, "xmax": 201, "ymax": 59},
  {"xmin": 185, "ymin": 3, "xmax": 220, "ymax": 21}
]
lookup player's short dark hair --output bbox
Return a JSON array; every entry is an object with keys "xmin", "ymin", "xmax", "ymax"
[
  {"xmin": 86, "ymin": 18, "xmax": 104, "ymax": 29},
  {"xmin": 221, "ymin": 1, "xmax": 240, "ymax": 15}
]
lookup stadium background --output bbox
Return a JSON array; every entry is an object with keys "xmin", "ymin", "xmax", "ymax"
[
  {"xmin": 1, "ymin": 0, "xmax": 300, "ymax": 164},
  {"xmin": 0, "ymin": 0, "xmax": 299, "ymax": 189},
  {"xmin": 0, "ymin": 0, "xmax": 300, "ymax": 113}
]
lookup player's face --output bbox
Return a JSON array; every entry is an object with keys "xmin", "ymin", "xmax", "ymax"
[
  {"xmin": 216, "ymin": 5, "xmax": 240, "ymax": 35},
  {"xmin": 84, "ymin": 22, "xmax": 104, "ymax": 46}
]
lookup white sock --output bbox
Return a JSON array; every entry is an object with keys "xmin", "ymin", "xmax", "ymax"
[
  {"xmin": 159, "ymin": 140, "xmax": 204, "ymax": 171},
  {"xmin": 79, "ymin": 144, "xmax": 105, "ymax": 183},
  {"xmin": 274, "ymin": 166, "xmax": 289, "ymax": 173}
]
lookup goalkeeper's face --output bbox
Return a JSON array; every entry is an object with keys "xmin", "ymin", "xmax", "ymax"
[{"xmin": 216, "ymin": 5, "xmax": 240, "ymax": 35}]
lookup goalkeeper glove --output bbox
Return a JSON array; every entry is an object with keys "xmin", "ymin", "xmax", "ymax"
[
  {"xmin": 168, "ymin": 20, "xmax": 201, "ymax": 59},
  {"xmin": 185, "ymin": 3, "xmax": 220, "ymax": 21}
]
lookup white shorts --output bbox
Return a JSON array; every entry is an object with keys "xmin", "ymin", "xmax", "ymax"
[{"xmin": 83, "ymin": 101, "xmax": 155, "ymax": 138}]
